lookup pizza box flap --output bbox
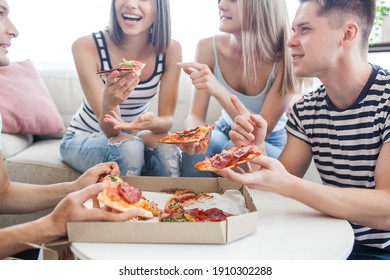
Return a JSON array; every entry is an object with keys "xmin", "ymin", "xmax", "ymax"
[{"xmin": 67, "ymin": 177, "xmax": 258, "ymax": 244}]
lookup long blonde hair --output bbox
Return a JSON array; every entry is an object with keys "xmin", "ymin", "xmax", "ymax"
[{"xmin": 238, "ymin": 0, "xmax": 298, "ymax": 95}]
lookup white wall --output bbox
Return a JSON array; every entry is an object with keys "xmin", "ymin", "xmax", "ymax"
[
  {"xmin": 7, "ymin": 1, "xmax": 389, "ymax": 70},
  {"xmin": 7, "ymin": 0, "xmax": 300, "ymax": 69}
]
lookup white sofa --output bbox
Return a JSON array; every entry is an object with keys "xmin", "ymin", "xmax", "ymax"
[{"xmin": 0, "ymin": 68, "xmax": 321, "ymax": 228}]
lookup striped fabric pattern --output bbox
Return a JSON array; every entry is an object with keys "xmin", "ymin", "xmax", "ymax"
[
  {"xmin": 68, "ymin": 31, "xmax": 165, "ymax": 133},
  {"xmin": 286, "ymin": 65, "xmax": 390, "ymax": 251}
]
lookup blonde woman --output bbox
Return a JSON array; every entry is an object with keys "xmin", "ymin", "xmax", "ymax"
[
  {"xmin": 179, "ymin": 0, "xmax": 301, "ymax": 177},
  {"xmin": 60, "ymin": 0, "xmax": 182, "ymax": 177}
]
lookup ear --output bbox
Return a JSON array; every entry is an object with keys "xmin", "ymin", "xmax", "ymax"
[{"xmin": 341, "ymin": 22, "xmax": 359, "ymax": 47}]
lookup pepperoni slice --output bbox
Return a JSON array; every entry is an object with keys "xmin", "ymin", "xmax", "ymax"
[
  {"xmin": 187, "ymin": 208, "xmax": 208, "ymax": 222},
  {"xmin": 210, "ymin": 152, "xmax": 233, "ymax": 168},
  {"xmin": 205, "ymin": 208, "xmax": 229, "ymax": 221},
  {"xmin": 105, "ymin": 182, "xmax": 122, "ymax": 201},
  {"xmin": 232, "ymin": 144, "xmax": 253, "ymax": 159},
  {"xmin": 117, "ymin": 182, "xmax": 142, "ymax": 203}
]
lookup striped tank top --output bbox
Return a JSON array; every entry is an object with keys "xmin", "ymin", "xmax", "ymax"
[{"xmin": 68, "ymin": 31, "xmax": 165, "ymax": 133}]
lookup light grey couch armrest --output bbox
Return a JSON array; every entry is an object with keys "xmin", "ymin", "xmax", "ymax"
[{"xmin": 1, "ymin": 133, "xmax": 33, "ymax": 159}]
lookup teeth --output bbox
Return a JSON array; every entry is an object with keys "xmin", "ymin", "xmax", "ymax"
[{"xmin": 123, "ymin": 14, "xmax": 141, "ymax": 20}]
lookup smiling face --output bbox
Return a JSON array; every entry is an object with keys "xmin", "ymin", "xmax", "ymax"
[
  {"xmin": 0, "ymin": 0, "xmax": 18, "ymax": 67},
  {"xmin": 287, "ymin": 1, "xmax": 345, "ymax": 78},
  {"xmin": 218, "ymin": 0, "xmax": 241, "ymax": 34},
  {"xmin": 115, "ymin": 0, "xmax": 155, "ymax": 38}
]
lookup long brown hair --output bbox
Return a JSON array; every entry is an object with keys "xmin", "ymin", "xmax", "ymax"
[{"xmin": 108, "ymin": 0, "xmax": 171, "ymax": 54}]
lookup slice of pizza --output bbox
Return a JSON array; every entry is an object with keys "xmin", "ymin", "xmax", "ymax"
[
  {"xmin": 194, "ymin": 144, "xmax": 261, "ymax": 172},
  {"xmin": 97, "ymin": 58, "xmax": 145, "ymax": 77},
  {"xmin": 160, "ymin": 205, "xmax": 233, "ymax": 223},
  {"xmin": 187, "ymin": 208, "xmax": 234, "ymax": 222},
  {"xmin": 164, "ymin": 189, "xmax": 213, "ymax": 209},
  {"xmin": 97, "ymin": 175, "xmax": 157, "ymax": 219},
  {"xmin": 159, "ymin": 124, "xmax": 215, "ymax": 149}
]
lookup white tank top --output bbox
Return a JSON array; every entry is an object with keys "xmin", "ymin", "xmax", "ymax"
[{"xmin": 212, "ymin": 36, "xmax": 287, "ymax": 131}]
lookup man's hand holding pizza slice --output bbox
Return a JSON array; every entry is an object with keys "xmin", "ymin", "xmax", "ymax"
[{"xmin": 194, "ymin": 144, "xmax": 261, "ymax": 172}]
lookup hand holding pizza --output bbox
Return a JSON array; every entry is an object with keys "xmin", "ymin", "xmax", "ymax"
[
  {"xmin": 100, "ymin": 59, "xmax": 145, "ymax": 108},
  {"xmin": 44, "ymin": 183, "xmax": 143, "ymax": 239},
  {"xmin": 229, "ymin": 95, "xmax": 267, "ymax": 150},
  {"xmin": 69, "ymin": 162, "xmax": 120, "ymax": 193},
  {"xmin": 219, "ymin": 154, "xmax": 294, "ymax": 197},
  {"xmin": 177, "ymin": 132, "xmax": 212, "ymax": 155},
  {"xmin": 102, "ymin": 71, "xmax": 140, "ymax": 107}
]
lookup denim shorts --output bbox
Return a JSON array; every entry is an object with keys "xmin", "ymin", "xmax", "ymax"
[
  {"xmin": 181, "ymin": 117, "xmax": 287, "ymax": 177},
  {"xmin": 60, "ymin": 130, "xmax": 181, "ymax": 176}
]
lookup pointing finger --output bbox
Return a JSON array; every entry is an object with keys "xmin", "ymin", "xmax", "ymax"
[{"xmin": 231, "ymin": 95, "xmax": 250, "ymax": 118}]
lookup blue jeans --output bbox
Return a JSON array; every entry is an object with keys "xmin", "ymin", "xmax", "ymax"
[
  {"xmin": 181, "ymin": 117, "xmax": 287, "ymax": 177},
  {"xmin": 60, "ymin": 130, "xmax": 181, "ymax": 176},
  {"xmin": 348, "ymin": 242, "xmax": 390, "ymax": 260}
]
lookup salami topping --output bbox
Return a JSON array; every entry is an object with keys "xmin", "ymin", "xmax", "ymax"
[
  {"xmin": 210, "ymin": 152, "xmax": 233, "ymax": 169},
  {"xmin": 195, "ymin": 144, "xmax": 261, "ymax": 172},
  {"xmin": 205, "ymin": 208, "xmax": 232, "ymax": 221},
  {"xmin": 232, "ymin": 144, "xmax": 253, "ymax": 158},
  {"xmin": 117, "ymin": 182, "xmax": 142, "ymax": 203}
]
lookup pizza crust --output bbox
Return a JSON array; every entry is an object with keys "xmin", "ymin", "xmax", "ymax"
[
  {"xmin": 97, "ymin": 190, "xmax": 153, "ymax": 219},
  {"xmin": 96, "ymin": 60, "xmax": 145, "ymax": 77}
]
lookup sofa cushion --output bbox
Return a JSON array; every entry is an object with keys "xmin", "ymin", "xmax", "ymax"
[
  {"xmin": 39, "ymin": 69, "xmax": 84, "ymax": 128},
  {"xmin": 5, "ymin": 139, "xmax": 81, "ymax": 184},
  {"xmin": 0, "ymin": 60, "xmax": 66, "ymax": 135},
  {"xmin": 1, "ymin": 133, "xmax": 33, "ymax": 159}
]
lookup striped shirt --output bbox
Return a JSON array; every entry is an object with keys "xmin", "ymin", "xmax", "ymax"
[
  {"xmin": 68, "ymin": 31, "xmax": 165, "ymax": 133},
  {"xmin": 286, "ymin": 64, "xmax": 390, "ymax": 251}
]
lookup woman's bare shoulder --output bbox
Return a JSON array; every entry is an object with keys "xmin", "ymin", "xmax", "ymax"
[
  {"xmin": 167, "ymin": 39, "xmax": 182, "ymax": 53},
  {"xmin": 195, "ymin": 36, "xmax": 217, "ymax": 65},
  {"xmin": 72, "ymin": 34, "xmax": 95, "ymax": 53}
]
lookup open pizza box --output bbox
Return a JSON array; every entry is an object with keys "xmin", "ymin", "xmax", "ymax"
[{"xmin": 67, "ymin": 176, "xmax": 258, "ymax": 244}]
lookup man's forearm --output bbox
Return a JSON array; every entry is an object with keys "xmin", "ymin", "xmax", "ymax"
[
  {"xmin": 0, "ymin": 216, "xmax": 60, "ymax": 259},
  {"xmin": 0, "ymin": 181, "xmax": 73, "ymax": 214}
]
